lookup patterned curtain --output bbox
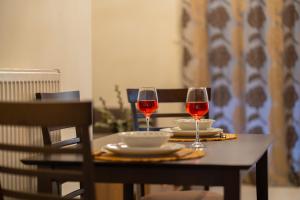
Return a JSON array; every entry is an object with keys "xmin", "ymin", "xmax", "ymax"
[{"xmin": 182, "ymin": 0, "xmax": 300, "ymax": 186}]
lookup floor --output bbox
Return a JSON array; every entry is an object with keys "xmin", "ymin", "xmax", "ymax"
[
  {"xmin": 63, "ymin": 183, "xmax": 300, "ymax": 199},
  {"xmin": 211, "ymin": 185, "xmax": 300, "ymax": 200}
]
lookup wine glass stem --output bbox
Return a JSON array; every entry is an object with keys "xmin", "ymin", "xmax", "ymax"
[
  {"xmin": 195, "ymin": 119, "xmax": 200, "ymax": 143},
  {"xmin": 146, "ymin": 116, "xmax": 150, "ymax": 131}
]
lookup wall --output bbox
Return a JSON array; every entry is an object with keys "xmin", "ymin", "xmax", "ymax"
[
  {"xmin": 0, "ymin": 0, "xmax": 92, "ymax": 99},
  {"xmin": 92, "ymin": 0, "xmax": 182, "ymax": 108},
  {"xmin": 91, "ymin": 1, "xmax": 181, "ymax": 198},
  {"xmin": 0, "ymin": 0, "xmax": 92, "ymax": 196}
]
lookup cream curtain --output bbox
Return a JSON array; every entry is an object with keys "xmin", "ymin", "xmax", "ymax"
[{"xmin": 182, "ymin": 0, "xmax": 300, "ymax": 186}]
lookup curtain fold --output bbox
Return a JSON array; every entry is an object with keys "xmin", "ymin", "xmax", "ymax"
[
  {"xmin": 282, "ymin": 0, "xmax": 300, "ymax": 186},
  {"xmin": 182, "ymin": 0, "xmax": 300, "ymax": 186}
]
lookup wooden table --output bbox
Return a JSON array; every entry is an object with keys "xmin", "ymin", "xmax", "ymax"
[{"xmin": 23, "ymin": 133, "xmax": 271, "ymax": 200}]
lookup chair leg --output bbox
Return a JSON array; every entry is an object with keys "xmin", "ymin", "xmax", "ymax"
[
  {"xmin": 51, "ymin": 181, "xmax": 62, "ymax": 195},
  {"xmin": 204, "ymin": 185, "xmax": 210, "ymax": 191},
  {"xmin": 182, "ymin": 185, "xmax": 191, "ymax": 190},
  {"xmin": 141, "ymin": 184, "xmax": 145, "ymax": 196},
  {"xmin": 80, "ymin": 182, "xmax": 84, "ymax": 198},
  {"xmin": 123, "ymin": 184, "xmax": 134, "ymax": 200}
]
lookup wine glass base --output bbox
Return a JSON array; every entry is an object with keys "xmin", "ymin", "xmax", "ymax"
[{"xmin": 190, "ymin": 142, "xmax": 206, "ymax": 149}]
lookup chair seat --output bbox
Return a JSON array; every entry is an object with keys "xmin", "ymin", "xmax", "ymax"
[{"xmin": 142, "ymin": 190, "xmax": 222, "ymax": 200}]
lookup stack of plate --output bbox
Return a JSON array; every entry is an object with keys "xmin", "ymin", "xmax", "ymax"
[
  {"xmin": 103, "ymin": 131, "xmax": 185, "ymax": 156},
  {"xmin": 161, "ymin": 118, "xmax": 223, "ymax": 137},
  {"xmin": 160, "ymin": 127, "xmax": 223, "ymax": 137}
]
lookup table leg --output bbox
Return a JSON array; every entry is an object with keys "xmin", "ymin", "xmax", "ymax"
[
  {"xmin": 123, "ymin": 183, "xmax": 134, "ymax": 200},
  {"xmin": 140, "ymin": 184, "xmax": 145, "ymax": 196},
  {"xmin": 224, "ymin": 170, "xmax": 240, "ymax": 200},
  {"xmin": 37, "ymin": 167, "xmax": 53, "ymax": 193},
  {"xmin": 256, "ymin": 150, "xmax": 268, "ymax": 200}
]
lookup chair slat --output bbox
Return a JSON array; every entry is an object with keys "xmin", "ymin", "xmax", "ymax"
[
  {"xmin": 135, "ymin": 113, "xmax": 191, "ymax": 119},
  {"xmin": 2, "ymin": 189, "xmax": 82, "ymax": 200},
  {"xmin": 63, "ymin": 188, "xmax": 85, "ymax": 199},
  {"xmin": 0, "ymin": 102, "xmax": 92, "ymax": 126},
  {"xmin": 51, "ymin": 138, "xmax": 81, "ymax": 148},
  {"xmin": 47, "ymin": 125, "xmax": 74, "ymax": 132},
  {"xmin": 0, "ymin": 166, "xmax": 83, "ymax": 181},
  {"xmin": 36, "ymin": 91, "xmax": 80, "ymax": 102},
  {"xmin": 156, "ymin": 89, "xmax": 188, "ymax": 102},
  {"xmin": 0, "ymin": 143, "xmax": 82, "ymax": 154},
  {"xmin": 127, "ymin": 88, "xmax": 211, "ymax": 103},
  {"xmin": 127, "ymin": 88, "xmax": 188, "ymax": 103}
]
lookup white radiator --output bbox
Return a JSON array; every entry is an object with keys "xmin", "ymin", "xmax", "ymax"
[{"xmin": 0, "ymin": 69, "xmax": 60, "ymax": 195}]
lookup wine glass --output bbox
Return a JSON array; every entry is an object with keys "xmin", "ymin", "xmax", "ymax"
[
  {"xmin": 186, "ymin": 87, "xmax": 209, "ymax": 148},
  {"xmin": 137, "ymin": 87, "xmax": 158, "ymax": 131}
]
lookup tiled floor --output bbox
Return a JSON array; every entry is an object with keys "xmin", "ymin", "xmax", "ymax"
[
  {"xmin": 210, "ymin": 185, "xmax": 300, "ymax": 200},
  {"xmin": 63, "ymin": 183, "xmax": 300, "ymax": 199}
]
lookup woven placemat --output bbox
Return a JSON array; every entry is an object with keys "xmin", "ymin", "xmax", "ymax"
[
  {"xmin": 169, "ymin": 133, "xmax": 238, "ymax": 142},
  {"xmin": 94, "ymin": 148, "xmax": 204, "ymax": 162}
]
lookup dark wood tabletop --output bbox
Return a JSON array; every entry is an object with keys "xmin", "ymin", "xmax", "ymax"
[
  {"xmin": 24, "ymin": 133, "xmax": 271, "ymax": 168},
  {"xmin": 23, "ymin": 133, "xmax": 272, "ymax": 200}
]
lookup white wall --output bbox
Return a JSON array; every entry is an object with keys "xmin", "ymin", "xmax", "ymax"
[
  {"xmin": 92, "ymin": 0, "xmax": 182, "ymax": 108},
  {"xmin": 0, "ymin": 0, "xmax": 92, "ymax": 99},
  {"xmin": 0, "ymin": 0, "xmax": 181, "ymax": 105},
  {"xmin": 0, "ymin": 1, "xmax": 92, "ymax": 195}
]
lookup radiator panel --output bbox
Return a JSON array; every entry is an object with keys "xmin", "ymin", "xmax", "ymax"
[{"xmin": 0, "ymin": 69, "xmax": 60, "ymax": 196}]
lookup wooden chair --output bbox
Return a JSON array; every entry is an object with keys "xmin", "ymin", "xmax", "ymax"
[
  {"xmin": 127, "ymin": 88, "xmax": 210, "ymax": 131},
  {"xmin": 36, "ymin": 91, "xmax": 83, "ymax": 197},
  {"xmin": 0, "ymin": 101, "xmax": 95, "ymax": 200},
  {"xmin": 36, "ymin": 91, "xmax": 80, "ymax": 147},
  {"xmin": 127, "ymin": 88, "xmax": 221, "ymax": 200}
]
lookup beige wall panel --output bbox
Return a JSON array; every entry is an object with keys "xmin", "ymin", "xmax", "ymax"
[
  {"xmin": 0, "ymin": 0, "xmax": 92, "ymax": 99},
  {"xmin": 92, "ymin": 0, "xmax": 182, "ymax": 108}
]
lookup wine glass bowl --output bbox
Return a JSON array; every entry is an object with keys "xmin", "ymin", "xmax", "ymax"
[
  {"xmin": 137, "ymin": 87, "xmax": 158, "ymax": 131},
  {"xmin": 186, "ymin": 102, "xmax": 209, "ymax": 120},
  {"xmin": 186, "ymin": 87, "xmax": 209, "ymax": 148},
  {"xmin": 137, "ymin": 100, "xmax": 158, "ymax": 117}
]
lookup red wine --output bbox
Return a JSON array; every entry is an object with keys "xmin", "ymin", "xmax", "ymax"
[
  {"xmin": 137, "ymin": 100, "xmax": 158, "ymax": 116},
  {"xmin": 186, "ymin": 102, "xmax": 209, "ymax": 119}
]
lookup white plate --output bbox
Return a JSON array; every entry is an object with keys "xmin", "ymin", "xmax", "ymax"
[
  {"xmin": 160, "ymin": 127, "xmax": 223, "ymax": 137},
  {"xmin": 104, "ymin": 142, "xmax": 185, "ymax": 156},
  {"xmin": 118, "ymin": 131, "xmax": 173, "ymax": 147}
]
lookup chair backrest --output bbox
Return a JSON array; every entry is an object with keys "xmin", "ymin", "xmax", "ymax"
[
  {"xmin": 0, "ymin": 101, "xmax": 95, "ymax": 200},
  {"xmin": 36, "ymin": 91, "xmax": 80, "ymax": 147},
  {"xmin": 127, "ymin": 88, "xmax": 211, "ymax": 131}
]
